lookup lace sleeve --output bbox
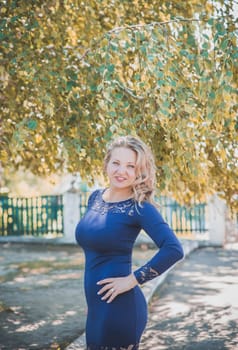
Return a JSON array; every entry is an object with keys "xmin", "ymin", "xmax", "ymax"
[{"xmin": 134, "ymin": 263, "xmax": 159, "ymax": 285}]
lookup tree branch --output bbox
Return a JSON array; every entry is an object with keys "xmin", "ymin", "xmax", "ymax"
[
  {"xmin": 112, "ymin": 80, "xmax": 145, "ymax": 100},
  {"xmin": 108, "ymin": 18, "xmax": 201, "ymax": 34},
  {"xmin": 78, "ymin": 18, "xmax": 202, "ymax": 62}
]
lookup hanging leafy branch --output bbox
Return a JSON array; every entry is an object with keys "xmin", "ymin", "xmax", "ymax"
[{"xmin": 0, "ymin": 0, "xmax": 237, "ymax": 210}]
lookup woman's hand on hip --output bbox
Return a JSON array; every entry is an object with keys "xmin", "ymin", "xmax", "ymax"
[{"xmin": 97, "ymin": 273, "xmax": 138, "ymax": 303}]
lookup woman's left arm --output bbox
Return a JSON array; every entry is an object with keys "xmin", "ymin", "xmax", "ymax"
[
  {"xmin": 97, "ymin": 202, "xmax": 184, "ymax": 302},
  {"xmin": 133, "ymin": 202, "xmax": 184, "ymax": 285}
]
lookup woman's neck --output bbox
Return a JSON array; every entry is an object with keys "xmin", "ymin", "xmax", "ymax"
[{"xmin": 103, "ymin": 187, "xmax": 133, "ymax": 202}]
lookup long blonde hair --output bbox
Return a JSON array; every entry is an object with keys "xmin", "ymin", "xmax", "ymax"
[{"xmin": 104, "ymin": 135, "xmax": 157, "ymax": 205}]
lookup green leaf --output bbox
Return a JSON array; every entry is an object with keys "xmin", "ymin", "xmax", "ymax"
[
  {"xmin": 180, "ymin": 49, "xmax": 188, "ymax": 57},
  {"xmin": 167, "ymin": 77, "xmax": 176, "ymax": 87},
  {"xmin": 108, "ymin": 111, "xmax": 117, "ymax": 117},
  {"xmin": 160, "ymin": 108, "xmax": 169, "ymax": 116},
  {"xmin": 156, "ymin": 71, "xmax": 164, "ymax": 78},
  {"xmin": 107, "ymin": 64, "xmax": 115, "ymax": 73},
  {"xmin": 202, "ymin": 34, "xmax": 210, "ymax": 40},
  {"xmin": 224, "ymin": 85, "xmax": 232, "ymax": 92},
  {"xmin": 187, "ymin": 34, "xmax": 196, "ymax": 47},
  {"xmin": 194, "ymin": 62, "xmax": 201, "ymax": 75},
  {"xmin": 163, "ymin": 100, "xmax": 170, "ymax": 108},
  {"xmin": 67, "ymin": 81, "xmax": 77, "ymax": 91},
  {"xmin": 207, "ymin": 18, "xmax": 214, "ymax": 26},
  {"xmin": 201, "ymin": 50, "xmax": 209, "ymax": 58},
  {"xmin": 115, "ymin": 92, "xmax": 123, "ymax": 99},
  {"xmin": 10, "ymin": 15, "xmax": 21, "ymax": 23},
  {"xmin": 169, "ymin": 66, "xmax": 176, "ymax": 73},
  {"xmin": 27, "ymin": 119, "xmax": 37, "ymax": 130},
  {"xmin": 0, "ymin": 19, "xmax": 7, "ymax": 29},
  {"xmin": 220, "ymin": 38, "xmax": 229, "ymax": 51},
  {"xmin": 157, "ymin": 61, "xmax": 164, "ymax": 69},
  {"xmin": 209, "ymin": 91, "xmax": 215, "ymax": 99},
  {"xmin": 157, "ymin": 80, "xmax": 165, "ymax": 87},
  {"xmin": 215, "ymin": 22, "xmax": 226, "ymax": 36},
  {"xmin": 207, "ymin": 112, "xmax": 213, "ymax": 120},
  {"xmin": 90, "ymin": 84, "xmax": 97, "ymax": 92},
  {"xmin": 226, "ymin": 71, "xmax": 233, "ymax": 77},
  {"xmin": 140, "ymin": 45, "xmax": 147, "ymax": 54}
]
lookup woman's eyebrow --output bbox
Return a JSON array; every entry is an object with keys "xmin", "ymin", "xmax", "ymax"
[{"xmin": 112, "ymin": 159, "xmax": 135, "ymax": 164}]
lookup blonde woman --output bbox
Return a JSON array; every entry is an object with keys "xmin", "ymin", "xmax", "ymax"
[{"xmin": 76, "ymin": 135, "xmax": 184, "ymax": 350}]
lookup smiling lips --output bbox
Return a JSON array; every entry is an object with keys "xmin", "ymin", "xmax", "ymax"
[{"xmin": 115, "ymin": 176, "xmax": 127, "ymax": 182}]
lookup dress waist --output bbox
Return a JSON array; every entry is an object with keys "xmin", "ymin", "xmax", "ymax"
[{"xmin": 85, "ymin": 252, "xmax": 132, "ymax": 271}]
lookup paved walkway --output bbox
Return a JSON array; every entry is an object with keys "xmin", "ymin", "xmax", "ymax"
[
  {"xmin": 0, "ymin": 243, "xmax": 86, "ymax": 350},
  {"xmin": 1, "ymin": 242, "xmax": 237, "ymax": 350},
  {"xmin": 140, "ymin": 246, "xmax": 238, "ymax": 350}
]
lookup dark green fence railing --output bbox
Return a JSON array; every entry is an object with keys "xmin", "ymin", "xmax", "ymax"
[
  {"xmin": 0, "ymin": 195, "xmax": 64, "ymax": 237},
  {"xmin": 0, "ymin": 192, "xmax": 208, "ymax": 238},
  {"xmin": 157, "ymin": 196, "xmax": 208, "ymax": 236},
  {"xmin": 77, "ymin": 192, "xmax": 208, "ymax": 237}
]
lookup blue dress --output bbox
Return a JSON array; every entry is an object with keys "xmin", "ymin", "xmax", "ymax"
[{"xmin": 75, "ymin": 189, "xmax": 184, "ymax": 350}]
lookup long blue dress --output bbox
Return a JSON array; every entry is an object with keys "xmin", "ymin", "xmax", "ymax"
[{"xmin": 75, "ymin": 189, "xmax": 184, "ymax": 350}]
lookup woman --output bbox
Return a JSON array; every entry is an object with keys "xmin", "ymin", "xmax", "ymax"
[{"xmin": 75, "ymin": 135, "xmax": 184, "ymax": 350}]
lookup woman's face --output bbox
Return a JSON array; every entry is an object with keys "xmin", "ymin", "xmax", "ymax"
[{"xmin": 106, "ymin": 147, "xmax": 137, "ymax": 191}]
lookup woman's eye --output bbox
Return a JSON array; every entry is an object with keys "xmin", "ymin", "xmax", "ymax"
[
  {"xmin": 128, "ymin": 165, "xmax": 135, "ymax": 168},
  {"xmin": 112, "ymin": 161, "xmax": 119, "ymax": 165}
]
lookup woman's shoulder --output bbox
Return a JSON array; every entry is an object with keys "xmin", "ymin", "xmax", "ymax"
[
  {"xmin": 89, "ymin": 188, "xmax": 103, "ymax": 196},
  {"xmin": 87, "ymin": 188, "xmax": 102, "ymax": 205},
  {"xmin": 135, "ymin": 200, "xmax": 165, "ymax": 225},
  {"xmin": 136, "ymin": 200, "xmax": 159, "ymax": 212},
  {"xmin": 134, "ymin": 200, "xmax": 162, "ymax": 218}
]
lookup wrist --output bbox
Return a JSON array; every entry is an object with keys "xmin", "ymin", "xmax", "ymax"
[{"xmin": 129, "ymin": 273, "xmax": 138, "ymax": 287}]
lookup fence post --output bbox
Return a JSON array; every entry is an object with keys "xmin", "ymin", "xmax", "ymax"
[
  {"xmin": 63, "ymin": 188, "xmax": 80, "ymax": 243},
  {"xmin": 207, "ymin": 194, "xmax": 226, "ymax": 246},
  {"xmin": 224, "ymin": 209, "xmax": 238, "ymax": 245}
]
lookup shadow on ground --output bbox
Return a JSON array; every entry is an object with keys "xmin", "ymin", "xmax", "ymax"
[
  {"xmin": 141, "ymin": 247, "xmax": 238, "ymax": 350},
  {"xmin": 0, "ymin": 244, "xmax": 87, "ymax": 350}
]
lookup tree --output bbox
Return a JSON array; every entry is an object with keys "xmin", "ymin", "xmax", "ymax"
[{"xmin": 0, "ymin": 0, "xmax": 237, "ymax": 209}]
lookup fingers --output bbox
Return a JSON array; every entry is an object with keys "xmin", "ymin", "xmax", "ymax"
[
  {"xmin": 97, "ymin": 283, "xmax": 114, "ymax": 296},
  {"xmin": 97, "ymin": 278, "xmax": 117, "ymax": 303},
  {"xmin": 106, "ymin": 289, "xmax": 116, "ymax": 303},
  {"xmin": 96, "ymin": 275, "xmax": 133, "ymax": 303},
  {"xmin": 101, "ymin": 287, "xmax": 116, "ymax": 303},
  {"xmin": 97, "ymin": 278, "xmax": 113, "ymax": 285}
]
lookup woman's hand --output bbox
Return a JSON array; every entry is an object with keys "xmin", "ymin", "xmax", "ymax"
[{"xmin": 97, "ymin": 273, "xmax": 138, "ymax": 303}]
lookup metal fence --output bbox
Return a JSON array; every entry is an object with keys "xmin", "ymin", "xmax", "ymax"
[
  {"xmin": 0, "ymin": 195, "xmax": 64, "ymax": 237},
  {"xmin": 157, "ymin": 196, "xmax": 208, "ymax": 238},
  {"xmin": 77, "ymin": 192, "xmax": 208, "ymax": 238},
  {"xmin": 0, "ymin": 192, "xmax": 208, "ymax": 238}
]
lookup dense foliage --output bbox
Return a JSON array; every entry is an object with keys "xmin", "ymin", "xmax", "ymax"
[{"xmin": 0, "ymin": 0, "xmax": 237, "ymax": 209}]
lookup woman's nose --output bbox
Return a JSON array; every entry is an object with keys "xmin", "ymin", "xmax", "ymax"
[{"xmin": 116, "ymin": 165, "xmax": 126, "ymax": 174}]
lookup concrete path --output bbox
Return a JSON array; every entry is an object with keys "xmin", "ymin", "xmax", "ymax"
[
  {"xmin": 1, "ymin": 241, "xmax": 237, "ymax": 350},
  {"xmin": 0, "ymin": 243, "xmax": 87, "ymax": 350},
  {"xmin": 140, "ymin": 246, "xmax": 238, "ymax": 350}
]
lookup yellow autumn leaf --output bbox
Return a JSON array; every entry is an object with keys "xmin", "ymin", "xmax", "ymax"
[{"xmin": 35, "ymin": 134, "xmax": 43, "ymax": 144}]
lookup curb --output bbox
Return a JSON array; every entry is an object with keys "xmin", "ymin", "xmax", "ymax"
[
  {"xmin": 65, "ymin": 239, "xmax": 199, "ymax": 350},
  {"xmin": 0, "ymin": 236, "xmax": 77, "ymax": 246}
]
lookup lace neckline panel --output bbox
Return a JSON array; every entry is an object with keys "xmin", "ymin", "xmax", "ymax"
[{"xmin": 89, "ymin": 190, "xmax": 135, "ymax": 216}]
